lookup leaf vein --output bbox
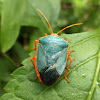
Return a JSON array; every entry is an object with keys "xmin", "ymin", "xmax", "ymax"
[
  {"xmin": 87, "ymin": 51, "xmax": 100, "ymax": 100},
  {"xmin": 58, "ymin": 53, "xmax": 98, "ymax": 82},
  {"xmin": 68, "ymin": 54, "xmax": 98, "ymax": 75},
  {"xmin": 33, "ymin": 53, "xmax": 98, "ymax": 100},
  {"xmin": 70, "ymin": 34, "xmax": 100, "ymax": 48}
]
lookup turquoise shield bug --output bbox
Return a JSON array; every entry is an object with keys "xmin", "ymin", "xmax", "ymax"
[{"xmin": 31, "ymin": 9, "xmax": 82, "ymax": 86}]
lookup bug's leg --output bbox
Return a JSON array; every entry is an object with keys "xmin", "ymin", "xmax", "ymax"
[
  {"xmin": 65, "ymin": 50, "xmax": 74, "ymax": 69},
  {"xmin": 34, "ymin": 76, "xmax": 38, "ymax": 80},
  {"xmin": 64, "ymin": 57, "xmax": 72, "ymax": 83},
  {"xmin": 31, "ymin": 57, "xmax": 35, "ymax": 67},
  {"xmin": 32, "ymin": 40, "xmax": 39, "ymax": 50},
  {"xmin": 68, "ymin": 50, "xmax": 75, "ymax": 56},
  {"xmin": 31, "ymin": 40, "xmax": 43, "ymax": 83},
  {"xmin": 69, "ymin": 50, "xmax": 75, "ymax": 53},
  {"xmin": 31, "ymin": 57, "xmax": 39, "ymax": 81},
  {"xmin": 45, "ymin": 33, "xmax": 48, "ymax": 36}
]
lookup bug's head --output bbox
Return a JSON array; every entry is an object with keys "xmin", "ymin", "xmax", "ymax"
[
  {"xmin": 37, "ymin": 9, "xmax": 82, "ymax": 36},
  {"xmin": 51, "ymin": 33, "xmax": 59, "ymax": 36}
]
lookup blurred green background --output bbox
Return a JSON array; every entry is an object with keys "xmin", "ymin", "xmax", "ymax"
[{"xmin": 0, "ymin": 0, "xmax": 100, "ymax": 96}]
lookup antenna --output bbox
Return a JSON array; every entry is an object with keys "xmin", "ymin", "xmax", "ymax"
[
  {"xmin": 37, "ymin": 9, "xmax": 53, "ymax": 33},
  {"xmin": 56, "ymin": 23, "xmax": 83, "ymax": 35}
]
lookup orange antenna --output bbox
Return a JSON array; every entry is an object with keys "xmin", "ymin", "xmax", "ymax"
[
  {"xmin": 56, "ymin": 23, "xmax": 83, "ymax": 35},
  {"xmin": 37, "ymin": 9, "xmax": 53, "ymax": 33}
]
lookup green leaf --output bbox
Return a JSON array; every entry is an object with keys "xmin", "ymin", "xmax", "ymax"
[
  {"xmin": 0, "ymin": 55, "xmax": 15, "ymax": 96},
  {"xmin": 22, "ymin": 0, "xmax": 61, "ymax": 34},
  {"xmin": 0, "ymin": 81, "xmax": 5, "ymax": 96},
  {"xmin": 0, "ymin": 57, "xmax": 13, "ymax": 81},
  {"xmin": 0, "ymin": 0, "xmax": 26, "ymax": 53},
  {"xmin": 0, "ymin": 0, "xmax": 3, "ymax": 15},
  {"xmin": 0, "ymin": 28, "xmax": 100, "ymax": 100},
  {"xmin": 12, "ymin": 42, "xmax": 28, "ymax": 63}
]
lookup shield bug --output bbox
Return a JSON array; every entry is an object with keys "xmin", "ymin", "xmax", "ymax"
[{"xmin": 31, "ymin": 9, "xmax": 82, "ymax": 86}]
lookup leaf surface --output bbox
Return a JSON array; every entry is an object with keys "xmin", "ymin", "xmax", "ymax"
[
  {"xmin": 0, "ymin": 0, "xmax": 26, "ymax": 52},
  {"xmin": 0, "ymin": 29, "xmax": 100, "ymax": 100}
]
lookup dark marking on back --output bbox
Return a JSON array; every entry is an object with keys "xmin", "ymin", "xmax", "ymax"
[{"xmin": 39, "ymin": 67, "xmax": 60, "ymax": 86}]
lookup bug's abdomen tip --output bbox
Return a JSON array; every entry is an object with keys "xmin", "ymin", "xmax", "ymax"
[{"xmin": 40, "ymin": 67, "xmax": 59, "ymax": 86}]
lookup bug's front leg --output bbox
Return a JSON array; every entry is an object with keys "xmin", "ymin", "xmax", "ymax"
[
  {"xmin": 31, "ymin": 40, "xmax": 39, "ymax": 67},
  {"xmin": 32, "ymin": 40, "xmax": 39, "ymax": 50},
  {"xmin": 45, "ymin": 33, "xmax": 48, "ymax": 36}
]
